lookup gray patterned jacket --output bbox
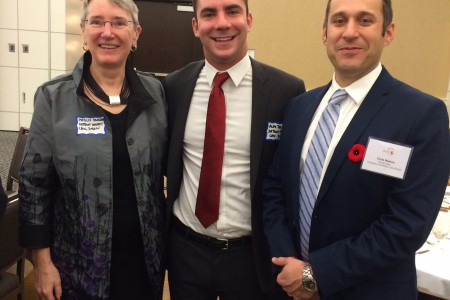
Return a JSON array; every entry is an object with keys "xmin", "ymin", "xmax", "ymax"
[{"xmin": 19, "ymin": 52, "xmax": 167, "ymax": 299}]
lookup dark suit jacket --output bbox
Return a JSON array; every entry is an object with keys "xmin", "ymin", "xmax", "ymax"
[
  {"xmin": 263, "ymin": 67, "xmax": 450, "ymax": 299},
  {"xmin": 164, "ymin": 58, "xmax": 305, "ymax": 293}
]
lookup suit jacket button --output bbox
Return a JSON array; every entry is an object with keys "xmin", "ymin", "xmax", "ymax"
[{"xmin": 127, "ymin": 138, "xmax": 134, "ymax": 145}]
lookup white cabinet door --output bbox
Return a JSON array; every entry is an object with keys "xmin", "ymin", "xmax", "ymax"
[
  {"xmin": 20, "ymin": 112, "xmax": 33, "ymax": 128},
  {"xmin": 19, "ymin": 68, "xmax": 49, "ymax": 113},
  {"xmin": 18, "ymin": 31, "xmax": 49, "ymax": 69},
  {"xmin": 0, "ymin": 0, "xmax": 18, "ymax": 30},
  {"xmin": 0, "ymin": 29, "xmax": 18, "ymax": 67},
  {"xmin": 0, "ymin": 112, "xmax": 19, "ymax": 131},
  {"xmin": 0, "ymin": 67, "xmax": 20, "ymax": 112},
  {"xmin": 18, "ymin": 0, "xmax": 48, "ymax": 32}
]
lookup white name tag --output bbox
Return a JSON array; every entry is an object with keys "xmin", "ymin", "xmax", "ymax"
[
  {"xmin": 77, "ymin": 117, "xmax": 106, "ymax": 135},
  {"xmin": 361, "ymin": 137, "xmax": 413, "ymax": 179},
  {"xmin": 266, "ymin": 122, "xmax": 283, "ymax": 141}
]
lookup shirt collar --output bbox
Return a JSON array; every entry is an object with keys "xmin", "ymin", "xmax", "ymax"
[
  {"xmin": 330, "ymin": 63, "xmax": 382, "ymax": 105},
  {"xmin": 204, "ymin": 55, "xmax": 252, "ymax": 87}
]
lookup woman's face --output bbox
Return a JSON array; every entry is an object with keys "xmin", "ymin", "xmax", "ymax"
[{"xmin": 81, "ymin": 0, "xmax": 141, "ymax": 70}]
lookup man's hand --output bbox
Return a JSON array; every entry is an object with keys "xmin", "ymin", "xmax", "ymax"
[
  {"xmin": 32, "ymin": 248, "xmax": 62, "ymax": 300},
  {"xmin": 272, "ymin": 257, "xmax": 319, "ymax": 300}
]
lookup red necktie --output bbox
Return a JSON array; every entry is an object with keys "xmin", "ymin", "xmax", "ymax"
[{"xmin": 195, "ymin": 72, "xmax": 230, "ymax": 228}]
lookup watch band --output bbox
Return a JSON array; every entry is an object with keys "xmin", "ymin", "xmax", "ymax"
[{"xmin": 302, "ymin": 264, "xmax": 319, "ymax": 292}]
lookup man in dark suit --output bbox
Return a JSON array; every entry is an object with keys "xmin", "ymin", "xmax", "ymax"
[
  {"xmin": 164, "ymin": 0, "xmax": 305, "ymax": 298},
  {"xmin": 263, "ymin": 0, "xmax": 450, "ymax": 299}
]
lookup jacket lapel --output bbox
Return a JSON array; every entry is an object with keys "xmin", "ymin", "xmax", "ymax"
[
  {"xmin": 317, "ymin": 68, "xmax": 394, "ymax": 203},
  {"xmin": 172, "ymin": 62, "xmax": 204, "ymax": 140},
  {"xmin": 249, "ymin": 59, "xmax": 269, "ymax": 195}
]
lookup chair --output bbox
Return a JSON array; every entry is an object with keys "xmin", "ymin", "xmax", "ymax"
[
  {"xmin": 0, "ymin": 199, "xmax": 25, "ymax": 300},
  {"xmin": 6, "ymin": 127, "xmax": 29, "ymax": 201}
]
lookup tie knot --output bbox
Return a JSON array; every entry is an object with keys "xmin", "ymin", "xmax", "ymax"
[
  {"xmin": 213, "ymin": 72, "xmax": 230, "ymax": 88},
  {"xmin": 329, "ymin": 89, "xmax": 347, "ymax": 106}
]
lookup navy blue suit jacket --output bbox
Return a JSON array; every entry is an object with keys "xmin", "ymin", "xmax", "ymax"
[
  {"xmin": 263, "ymin": 67, "xmax": 450, "ymax": 299},
  {"xmin": 164, "ymin": 58, "xmax": 305, "ymax": 293}
]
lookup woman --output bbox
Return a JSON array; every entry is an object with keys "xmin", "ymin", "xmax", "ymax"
[{"xmin": 18, "ymin": 0, "xmax": 167, "ymax": 299}]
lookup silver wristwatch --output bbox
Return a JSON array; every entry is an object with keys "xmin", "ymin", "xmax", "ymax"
[{"xmin": 302, "ymin": 265, "xmax": 318, "ymax": 292}]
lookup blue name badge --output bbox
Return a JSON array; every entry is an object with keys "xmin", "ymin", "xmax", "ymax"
[{"xmin": 77, "ymin": 117, "xmax": 106, "ymax": 135}]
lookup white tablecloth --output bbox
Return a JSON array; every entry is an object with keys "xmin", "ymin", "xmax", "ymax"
[
  {"xmin": 416, "ymin": 190, "xmax": 450, "ymax": 299},
  {"xmin": 416, "ymin": 238, "xmax": 450, "ymax": 299}
]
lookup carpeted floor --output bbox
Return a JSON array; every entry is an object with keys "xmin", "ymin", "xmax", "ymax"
[{"xmin": 0, "ymin": 130, "xmax": 19, "ymax": 192}]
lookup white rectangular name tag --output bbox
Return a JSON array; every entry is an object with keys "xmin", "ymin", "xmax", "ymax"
[
  {"xmin": 266, "ymin": 122, "xmax": 283, "ymax": 141},
  {"xmin": 361, "ymin": 137, "xmax": 413, "ymax": 179},
  {"xmin": 77, "ymin": 117, "xmax": 106, "ymax": 135}
]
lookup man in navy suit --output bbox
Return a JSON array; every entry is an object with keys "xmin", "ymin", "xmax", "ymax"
[
  {"xmin": 164, "ymin": 0, "xmax": 305, "ymax": 298},
  {"xmin": 263, "ymin": 0, "xmax": 450, "ymax": 299}
]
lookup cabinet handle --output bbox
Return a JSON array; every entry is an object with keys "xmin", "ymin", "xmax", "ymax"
[
  {"xmin": 22, "ymin": 92, "xmax": 26, "ymax": 104},
  {"xmin": 8, "ymin": 43, "xmax": 16, "ymax": 53},
  {"xmin": 22, "ymin": 44, "xmax": 29, "ymax": 53}
]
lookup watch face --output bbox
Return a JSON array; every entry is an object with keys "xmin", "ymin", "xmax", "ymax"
[{"xmin": 304, "ymin": 280, "xmax": 317, "ymax": 292}]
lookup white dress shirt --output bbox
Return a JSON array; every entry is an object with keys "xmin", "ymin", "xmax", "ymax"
[
  {"xmin": 173, "ymin": 55, "xmax": 253, "ymax": 238},
  {"xmin": 301, "ymin": 63, "xmax": 383, "ymax": 191}
]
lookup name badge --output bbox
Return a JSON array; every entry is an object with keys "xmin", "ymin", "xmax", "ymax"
[
  {"xmin": 266, "ymin": 122, "xmax": 283, "ymax": 141},
  {"xmin": 361, "ymin": 137, "xmax": 413, "ymax": 179},
  {"xmin": 77, "ymin": 117, "xmax": 106, "ymax": 135}
]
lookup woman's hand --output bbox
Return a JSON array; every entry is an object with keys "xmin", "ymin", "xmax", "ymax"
[{"xmin": 32, "ymin": 248, "xmax": 62, "ymax": 300}]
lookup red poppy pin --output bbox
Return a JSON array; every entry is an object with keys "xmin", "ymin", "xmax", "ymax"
[{"xmin": 348, "ymin": 144, "xmax": 366, "ymax": 162}]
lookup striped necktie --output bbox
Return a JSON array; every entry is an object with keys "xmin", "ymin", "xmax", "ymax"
[{"xmin": 299, "ymin": 89, "xmax": 347, "ymax": 260}]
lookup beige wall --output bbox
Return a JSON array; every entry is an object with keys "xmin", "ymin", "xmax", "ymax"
[{"xmin": 247, "ymin": 0, "xmax": 450, "ymax": 100}]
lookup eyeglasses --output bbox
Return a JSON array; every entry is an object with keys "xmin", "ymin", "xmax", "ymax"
[{"xmin": 85, "ymin": 18, "xmax": 133, "ymax": 29}]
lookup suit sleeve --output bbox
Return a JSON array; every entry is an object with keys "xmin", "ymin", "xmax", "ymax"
[{"xmin": 263, "ymin": 98, "xmax": 301, "ymax": 260}]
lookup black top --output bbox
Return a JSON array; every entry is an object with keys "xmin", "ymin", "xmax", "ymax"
[{"xmin": 105, "ymin": 106, "xmax": 152, "ymax": 299}]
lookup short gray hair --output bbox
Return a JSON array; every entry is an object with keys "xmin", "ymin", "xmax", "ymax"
[{"xmin": 81, "ymin": 0, "xmax": 140, "ymax": 28}]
